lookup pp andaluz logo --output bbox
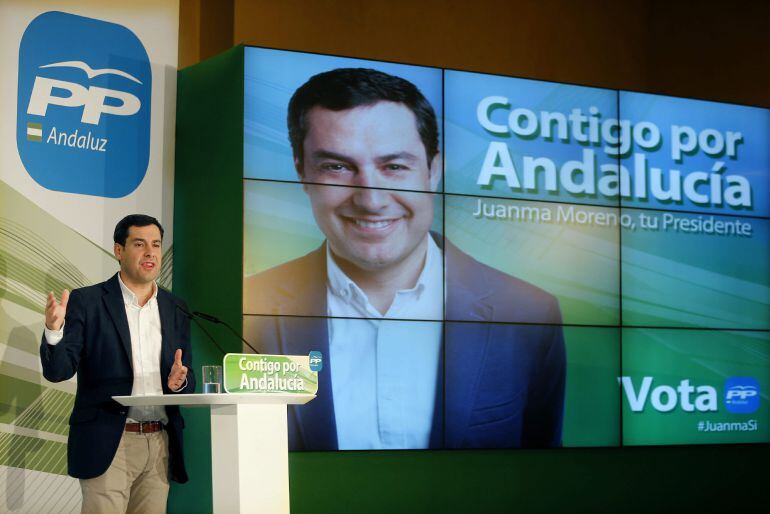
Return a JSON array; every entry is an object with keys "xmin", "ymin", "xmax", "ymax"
[{"xmin": 16, "ymin": 11, "xmax": 151, "ymax": 198}]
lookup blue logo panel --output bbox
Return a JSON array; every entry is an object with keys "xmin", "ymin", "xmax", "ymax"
[
  {"xmin": 724, "ymin": 377, "xmax": 760, "ymax": 414},
  {"xmin": 309, "ymin": 351, "xmax": 323, "ymax": 372},
  {"xmin": 16, "ymin": 11, "xmax": 151, "ymax": 198}
]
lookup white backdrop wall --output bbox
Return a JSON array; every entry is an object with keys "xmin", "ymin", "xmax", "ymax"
[{"xmin": 0, "ymin": 1, "xmax": 179, "ymax": 512}]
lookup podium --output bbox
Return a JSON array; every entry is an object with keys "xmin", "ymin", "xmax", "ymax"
[{"xmin": 114, "ymin": 393, "xmax": 315, "ymax": 514}]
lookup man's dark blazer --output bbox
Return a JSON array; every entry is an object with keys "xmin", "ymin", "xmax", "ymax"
[
  {"xmin": 39, "ymin": 273, "xmax": 195, "ymax": 481},
  {"xmin": 244, "ymin": 236, "xmax": 566, "ymax": 451}
]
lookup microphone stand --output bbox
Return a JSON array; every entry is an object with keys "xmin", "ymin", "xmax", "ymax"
[
  {"xmin": 193, "ymin": 311, "xmax": 260, "ymax": 354},
  {"xmin": 174, "ymin": 303, "xmax": 228, "ymax": 356}
]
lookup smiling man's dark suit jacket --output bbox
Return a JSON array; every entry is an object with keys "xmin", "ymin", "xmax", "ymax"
[
  {"xmin": 244, "ymin": 237, "xmax": 565, "ymax": 450},
  {"xmin": 39, "ymin": 273, "xmax": 195, "ymax": 481}
]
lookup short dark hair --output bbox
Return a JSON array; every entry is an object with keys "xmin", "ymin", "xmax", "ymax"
[
  {"xmin": 113, "ymin": 214, "xmax": 164, "ymax": 246},
  {"xmin": 287, "ymin": 68, "xmax": 439, "ymax": 166}
]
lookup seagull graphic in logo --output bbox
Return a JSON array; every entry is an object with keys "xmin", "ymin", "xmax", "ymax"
[{"xmin": 39, "ymin": 61, "xmax": 143, "ymax": 85}]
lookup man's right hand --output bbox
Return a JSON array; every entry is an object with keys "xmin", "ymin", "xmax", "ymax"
[{"xmin": 45, "ymin": 290, "xmax": 70, "ymax": 331}]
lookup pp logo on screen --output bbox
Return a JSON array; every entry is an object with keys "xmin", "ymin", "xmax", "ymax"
[
  {"xmin": 16, "ymin": 11, "xmax": 151, "ymax": 198},
  {"xmin": 309, "ymin": 351, "xmax": 323, "ymax": 372},
  {"xmin": 724, "ymin": 377, "xmax": 760, "ymax": 414}
]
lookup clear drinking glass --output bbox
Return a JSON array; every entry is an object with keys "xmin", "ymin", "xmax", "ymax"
[{"xmin": 202, "ymin": 365, "xmax": 223, "ymax": 394}]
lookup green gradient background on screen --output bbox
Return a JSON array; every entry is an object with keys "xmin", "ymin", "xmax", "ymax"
[
  {"xmin": 621, "ymin": 210, "xmax": 770, "ymax": 329},
  {"xmin": 622, "ymin": 329, "xmax": 770, "ymax": 445},
  {"xmin": 561, "ymin": 327, "xmax": 620, "ymax": 446},
  {"xmin": 244, "ymin": 180, "xmax": 324, "ymax": 277}
]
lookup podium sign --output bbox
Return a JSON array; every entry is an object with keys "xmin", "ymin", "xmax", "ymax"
[{"xmin": 223, "ymin": 353, "xmax": 320, "ymax": 394}]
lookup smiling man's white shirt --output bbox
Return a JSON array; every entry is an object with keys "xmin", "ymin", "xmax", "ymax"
[{"xmin": 327, "ymin": 235, "xmax": 443, "ymax": 449}]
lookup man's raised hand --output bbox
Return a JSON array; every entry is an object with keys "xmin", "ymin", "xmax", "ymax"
[
  {"xmin": 168, "ymin": 349, "xmax": 188, "ymax": 391},
  {"xmin": 45, "ymin": 290, "xmax": 69, "ymax": 331}
]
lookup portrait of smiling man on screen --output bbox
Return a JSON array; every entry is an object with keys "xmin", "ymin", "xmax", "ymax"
[{"xmin": 244, "ymin": 67, "xmax": 566, "ymax": 451}]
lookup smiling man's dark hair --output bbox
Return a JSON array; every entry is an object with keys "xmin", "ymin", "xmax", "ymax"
[
  {"xmin": 287, "ymin": 68, "xmax": 439, "ymax": 166},
  {"xmin": 113, "ymin": 214, "xmax": 164, "ymax": 247}
]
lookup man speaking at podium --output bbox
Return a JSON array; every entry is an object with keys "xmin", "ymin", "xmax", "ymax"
[
  {"xmin": 244, "ymin": 69, "xmax": 565, "ymax": 451},
  {"xmin": 40, "ymin": 215, "xmax": 194, "ymax": 513}
]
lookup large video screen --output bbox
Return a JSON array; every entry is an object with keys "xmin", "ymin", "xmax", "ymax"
[{"xmin": 242, "ymin": 46, "xmax": 770, "ymax": 451}]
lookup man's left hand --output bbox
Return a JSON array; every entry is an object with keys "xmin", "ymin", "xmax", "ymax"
[{"xmin": 168, "ymin": 349, "xmax": 188, "ymax": 391}]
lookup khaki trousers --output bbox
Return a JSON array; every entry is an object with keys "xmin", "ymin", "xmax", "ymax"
[{"xmin": 80, "ymin": 429, "xmax": 169, "ymax": 514}]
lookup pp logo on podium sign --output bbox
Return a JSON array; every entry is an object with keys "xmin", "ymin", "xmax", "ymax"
[
  {"xmin": 309, "ymin": 351, "xmax": 323, "ymax": 372},
  {"xmin": 16, "ymin": 11, "xmax": 151, "ymax": 198}
]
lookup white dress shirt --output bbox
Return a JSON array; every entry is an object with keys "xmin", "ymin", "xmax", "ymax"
[
  {"xmin": 45, "ymin": 274, "xmax": 168, "ymax": 423},
  {"xmin": 327, "ymin": 236, "xmax": 443, "ymax": 449}
]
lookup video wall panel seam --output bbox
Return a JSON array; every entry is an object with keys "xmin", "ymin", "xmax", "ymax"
[
  {"xmin": 241, "ymin": 177, "xmax": 770, "ymax": 223},
  {"xmin": 617, "ymin": 86, "xmax": 625, "ymax": 447},
  {"xmin": 441, "ymin": 66, "xmax": 448, "ymax": 449},
  {"xmin": 239, "ymin": 312, "xmax": 770, "ymax": 333}
]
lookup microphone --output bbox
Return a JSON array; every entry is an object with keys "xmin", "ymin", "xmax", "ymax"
[
  {"xmin": 192, "ymin": 311, "xmax": 220, "ymax": 323},
  {"xmin": 192, "ymin": 311, "xmax": 261, "ymax": 355},
  {"xmin": 174, "ymin": 303, "xmax": 228, "ymax": 356}
]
